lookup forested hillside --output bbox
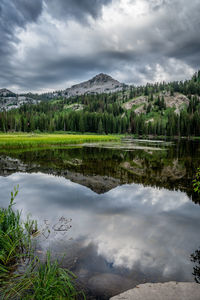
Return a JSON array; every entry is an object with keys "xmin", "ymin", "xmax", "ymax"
[{"xmin": 0, "ymin": 71, "xmax": 200, "ymax": 136}]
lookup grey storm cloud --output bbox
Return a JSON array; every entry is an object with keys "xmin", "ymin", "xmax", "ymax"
[
  {"xmin": 0, "ymin": 0, "xmax": 200, "ymax": 92},
  {"xmin": 0, "ymin": 0, "xmax": 43, "ymax": 30},
  {"xmin": 0, "ymin": 0, "xmax": 42, "ymax": 48},
  {"xmin": 0, "ymin": 0, "xmax": 43, "ymax": 87},
  {"xmin": 45, "ymin": 0, "xmax": 112, "ymax": 23}
]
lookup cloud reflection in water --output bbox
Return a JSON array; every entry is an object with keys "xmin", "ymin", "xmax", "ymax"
[{"xmin": 0, "ymin": 172, "xmax": 199, "ymax": 285}]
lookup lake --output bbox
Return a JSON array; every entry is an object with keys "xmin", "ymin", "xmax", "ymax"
[{"xmin": 0, "ymin": 138, "xmax": 200, "ymax": 299}]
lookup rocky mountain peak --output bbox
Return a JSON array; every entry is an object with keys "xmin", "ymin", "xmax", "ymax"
[
  {"xmin": 65, "ymin": 73, "xmax": 124, "ymax": 97},
  {"xmin": 89, "ymin": 73, "xmax": 117, "ymax": 84}
]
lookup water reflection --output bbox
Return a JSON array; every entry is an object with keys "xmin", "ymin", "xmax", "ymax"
[
  {"xmin": 0, "ymin": 172, "xmax": 200, "ymax": 297},
  {"xmin": 0, "ymin": 139, "xmax": 200, "ymax": 202},
  {"xmin": 1, "ymin": 139, "xmax": 200, "ymax": 297}
]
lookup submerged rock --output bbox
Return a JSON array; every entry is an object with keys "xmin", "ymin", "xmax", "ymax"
[{"xmin": 88, "ymin": 273, "xmax": 133, "ymax": 297}]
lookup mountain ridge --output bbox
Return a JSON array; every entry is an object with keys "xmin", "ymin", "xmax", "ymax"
[
  {"xmin": 0, "ymin": 88, "xmax": 16, "ymax": 96},
  {"xmin": 0, "ymin": 73, "xmax": 125, "ymax": 110},
  {"xmin": 0, "ymin": 73, "xmax": 125, "ymax": 100}
]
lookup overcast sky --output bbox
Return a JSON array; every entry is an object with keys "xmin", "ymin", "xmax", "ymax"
[{"xmin": 0, "ymin": 0, "xmax": 200, "ymax": 93}]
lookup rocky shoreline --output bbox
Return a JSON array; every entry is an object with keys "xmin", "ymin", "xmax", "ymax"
[{"xmin": 110, "ymin": 282, "xmax": 200, "ymax": 300}]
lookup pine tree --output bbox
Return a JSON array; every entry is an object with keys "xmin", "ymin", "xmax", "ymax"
[{"xmin": 98, "ymin": 119, "xmax": 103, "ymax": 134}]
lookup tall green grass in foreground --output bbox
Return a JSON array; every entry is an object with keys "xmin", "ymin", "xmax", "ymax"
[
  {"xmin": 0, "ymin": 188, "xmax": 82, "ymax": 299},
  {"xmin": 0, "ymin": 186, "xmax": 36, "ymax": 282},
  {"xmin": 0, "ymin": 133, "xmax": 119, "ymax": 149},
  {"xmin": 3, "ymin": 252, "xmax": 80, "ymax": 300}
]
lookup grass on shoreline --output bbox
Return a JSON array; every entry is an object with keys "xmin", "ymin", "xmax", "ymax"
[
  {"xmin": 3, "ymin": 252, "xmax": 80, "ymax": 300},
  {"xmin": 0, "ymin": 132, "xmax": 199, "ymax": 151},
  {"xmin": 0, "ymin": 133, "xmax": 119, "ymax": 149},
  {"xmin": 0, "ymin": 188, "xmax": 82, "ymax": 299},
  {"xmin": 0, "ymin": 186, "xmax": 37, "ymax": 288}
]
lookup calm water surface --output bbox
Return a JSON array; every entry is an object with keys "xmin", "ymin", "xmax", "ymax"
[{"xmin": 0, "ymin": 139, "xmax": 200, "ymax": 298}]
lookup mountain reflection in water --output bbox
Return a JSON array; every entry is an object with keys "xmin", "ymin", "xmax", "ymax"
[
  {"xmin": 0, "ymin": 139, "xmax": 200, "ymax": 202},
  {"xmin": 0, "ymin": 139, "xmax": 200, "ymax": 298}
]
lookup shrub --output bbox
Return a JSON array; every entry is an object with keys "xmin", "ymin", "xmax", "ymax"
[{"xmin": 193, "ymin": 167, "xmax": 200, "ymax": 194}]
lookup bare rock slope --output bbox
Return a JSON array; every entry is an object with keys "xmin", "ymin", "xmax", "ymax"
[
  {"xmin": 64, "ymin": 73, "xmax": 124, "ymax": 97},
  {"xmin": 123, "ymin": 92, "xmax": 190, "ymax": 115}
]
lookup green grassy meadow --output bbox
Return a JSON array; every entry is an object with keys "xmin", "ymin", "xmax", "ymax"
[{"xmin": 0, "ymin": 133, "xmax": 120, "ymax": 149}]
